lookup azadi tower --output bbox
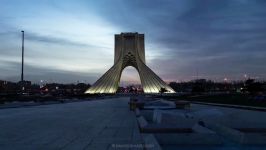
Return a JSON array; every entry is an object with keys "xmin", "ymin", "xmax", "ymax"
[{"xmin": 85, "ymin": 32, "xmax": 175, "ymax": 94}]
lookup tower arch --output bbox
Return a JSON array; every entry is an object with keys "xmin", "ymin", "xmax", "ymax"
[
  {"xmin": 119, "ymin": 66, "xmax": 141, "ymax": 88},
  {"xmin": 85, "ymin": 32, "xmax": 175, "ymax": 94}
]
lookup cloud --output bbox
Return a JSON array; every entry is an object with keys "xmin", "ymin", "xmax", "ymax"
[
  {"xmin": 0, "ymin": 60, "xmax": 99, "ymax": 84},
  {"xmin": 25, "ymin": 32, "xmax": 93, "ymax": 47},
  {"xmin": 1, "ymin": 0, "xmax": 266, "ymax": 83},
  {"xmin": 90, "ymin": 0, "xmax": 266, "ymax": 81}
]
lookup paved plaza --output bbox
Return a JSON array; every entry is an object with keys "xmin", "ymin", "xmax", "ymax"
[
  {"xmin": 1, "ymin": 97, "xmax": 266, "ymax": 150},
  {"xmin": 0, "ymin": 97, "xmax": 143, "ymax": 149}
]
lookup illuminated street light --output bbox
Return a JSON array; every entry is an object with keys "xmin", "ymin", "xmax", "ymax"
[{"xmin": 224, "ymin": 78, "xmax": 228, "ymax": 82}]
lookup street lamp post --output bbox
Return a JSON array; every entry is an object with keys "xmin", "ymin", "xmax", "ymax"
[{"xmin": 21, "ymin": 30, "xmax": 24, "ymax": 82}]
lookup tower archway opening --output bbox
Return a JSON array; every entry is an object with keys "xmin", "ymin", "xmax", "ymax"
[{"xmin": 118, "ymin": 66, "xmax": 143, "ymax": 93}]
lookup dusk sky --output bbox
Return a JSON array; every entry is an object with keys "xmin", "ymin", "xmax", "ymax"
[{"xmin": 1, "ymin": 0, "xmax": 266, "ymax": 85}]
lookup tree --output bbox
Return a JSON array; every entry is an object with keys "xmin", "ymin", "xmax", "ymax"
[
  {"xmin": 159, "ymin": 87, "xmax": 167, "ymax": 96},
  {"xmin": 245, "ymin": 79, "xmax": 263, "ymax": 94}
]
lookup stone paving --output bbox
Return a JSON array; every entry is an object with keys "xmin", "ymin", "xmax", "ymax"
[{"xmin": 0, "ymin": 97, "xmax": 143, "ymax": 150}]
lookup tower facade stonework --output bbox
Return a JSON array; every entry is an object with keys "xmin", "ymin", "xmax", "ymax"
[{"xmin": 85, "ymin": 32, "xmax": 175, "ymax": 93}]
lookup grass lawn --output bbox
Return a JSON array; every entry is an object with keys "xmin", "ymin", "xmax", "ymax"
[{"xmin": 166, "ymin": 93, "xmax": 266, "ymax": 108}]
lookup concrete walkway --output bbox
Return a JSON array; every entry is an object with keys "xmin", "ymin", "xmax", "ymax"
[{"xmin": 0, "ymin": 97, "xmax": 143, "ymax": 149}]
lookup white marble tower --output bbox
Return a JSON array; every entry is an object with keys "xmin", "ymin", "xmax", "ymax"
[{"xmin": 85, "ymin": 32, "xmax": 175, "ymax": 93}]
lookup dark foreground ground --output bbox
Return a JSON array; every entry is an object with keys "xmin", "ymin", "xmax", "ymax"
[
  {"xmin": 0, "ymin": 97, "xmax": 143, "ymax": 150},
  {"xmin": 161, "ymin": 93, "xmax": 266, "ymax": 108},
  {"xmin": 1, "ymin": 96, "xmax": 266, "ymax": 150}
]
